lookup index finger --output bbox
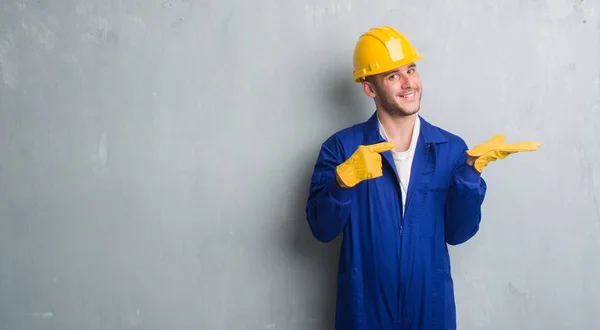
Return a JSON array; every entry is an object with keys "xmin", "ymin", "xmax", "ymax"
[
  {"xmin": 502, "ymin": 141, "xmax": 542, "ymax": 152},
  {"xmin": 367, "ymin": 141, "xmax": 395, "ymax": 153}
]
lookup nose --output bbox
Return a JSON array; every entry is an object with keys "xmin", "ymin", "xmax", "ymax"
[{"xmin": 399, "ymin": 74, "xmax": 414, "ymax": 90}]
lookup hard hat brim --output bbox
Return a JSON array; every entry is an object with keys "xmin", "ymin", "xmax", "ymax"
[{"xmin": 353, "ymin": 54, "xmax": 424, "ymax": 83}]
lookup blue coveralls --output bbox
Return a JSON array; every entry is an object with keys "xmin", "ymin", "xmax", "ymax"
[{"xmin": 305, "ymin": 111, "xmax": 487, "ymax": 330}]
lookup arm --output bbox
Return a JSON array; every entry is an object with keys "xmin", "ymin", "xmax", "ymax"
[
  {"xmin": 305, "ymin": 138, "xmax": 353, "ymax": 243},
  {"xmin": 444, "ymin": 140, "xmax": 487, "ymax": 245}
]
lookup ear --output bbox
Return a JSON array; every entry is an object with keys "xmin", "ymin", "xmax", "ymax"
[{"xmin": 362, "ymin": 81, "xmax": 377, "ymax": 98}]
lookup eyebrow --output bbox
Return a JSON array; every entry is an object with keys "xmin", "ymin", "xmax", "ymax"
[{"xmin": 386, "ymin": 65, "xmax": 416, "ymax": 76}]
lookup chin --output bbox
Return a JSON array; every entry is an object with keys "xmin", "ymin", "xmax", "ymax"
[
  {"xmin": 387, "ymin": 108, "xmax": 419, "ymax": 118},
  {"xmin": 400, "ymin": 105, "xmax": 420, "ymax": 116}
]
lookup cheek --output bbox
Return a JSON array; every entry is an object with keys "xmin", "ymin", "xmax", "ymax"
[{"xmin": 412, "ymin": 75, "xmax": 422, "ymax": 88}]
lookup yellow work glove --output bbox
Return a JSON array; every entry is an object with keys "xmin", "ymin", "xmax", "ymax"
[
  {"xmin": 336, "ymin": 142, "xmax": 395, "ymax": 188},
  {"xmin": 466, "ymin": 134, "xmax": 541, "ymax": 173}
]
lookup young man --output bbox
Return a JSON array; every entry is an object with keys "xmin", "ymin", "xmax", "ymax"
[{"xmin": 305, "ymin": 26, "xmax": 540, "ymax": 330}]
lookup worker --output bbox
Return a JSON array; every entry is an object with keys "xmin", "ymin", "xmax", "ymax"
[{"xmin": 305, "ymin": 26, "xmax": 541, "ymax": 330}]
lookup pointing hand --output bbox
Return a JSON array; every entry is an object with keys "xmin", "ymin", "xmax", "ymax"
[
  {"xmin": 336, "ymin": 142, "xmax": 395, "ymax": 188},
  {"xmin": 466, "ymin": 134, "xmax": 541, "ymax": 173}
]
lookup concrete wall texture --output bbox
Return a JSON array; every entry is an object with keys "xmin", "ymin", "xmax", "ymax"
[{"xmin": 1, "ymin": 0, "xmax": 599, "ymax": 329}]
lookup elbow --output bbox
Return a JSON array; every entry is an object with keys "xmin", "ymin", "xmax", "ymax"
[
  {"xmin": 445, "ymin": 222, "xmax": 480, "ymax": 246},
  {"xmin": 305, "ymin": 209, "xmax": 344, "ymax": 243},
  {"xmin": 309, "ymin": 225, "xmax": 340, "ymax": 243},
  {"xmin": 444, "ymin": 196, "xmax": 485, "ymax": 245},
  {"xmin": 304, "ymin": 183, "xmax": 351, "ymax": 243}
]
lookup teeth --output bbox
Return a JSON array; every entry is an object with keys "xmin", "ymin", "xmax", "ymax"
[{"xmin": 402, "ymin": 93, "xmax": 415, "ymax": 98}]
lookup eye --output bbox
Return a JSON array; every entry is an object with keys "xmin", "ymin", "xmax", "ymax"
[
  {"xmin": 388, "ymin": 74, "xmax": 399, "ymax": 80},
  {"xmin": 407, "ymin": 69, "xmax": 415, "ymax": 74}
]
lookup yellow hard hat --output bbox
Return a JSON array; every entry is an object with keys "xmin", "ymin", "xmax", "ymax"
[{"xmin": 352, "ymin": 26, "xmax": 424, "ymax": 83}]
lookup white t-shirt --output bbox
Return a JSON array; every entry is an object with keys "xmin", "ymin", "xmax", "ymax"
[{"xmin": 378, "ymin": 115, "xmax": 421, "ymax": 216}]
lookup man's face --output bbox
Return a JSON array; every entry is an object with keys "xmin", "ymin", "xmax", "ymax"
[{"xmin": 363, "ymin": 63, "xmax": 422, "ymax": 117}]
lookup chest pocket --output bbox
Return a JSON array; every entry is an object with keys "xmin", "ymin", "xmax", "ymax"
[{"xmin": 413, "ymin": 184, "xmax": 448, "ymax": 238}]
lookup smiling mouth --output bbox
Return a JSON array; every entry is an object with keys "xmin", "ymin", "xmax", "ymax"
[{"xmin": 399, "ymin": 91, "xmax": 417, "ymax": 99}]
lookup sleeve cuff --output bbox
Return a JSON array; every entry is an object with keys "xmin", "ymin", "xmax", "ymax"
[
  {"xmin": 326, "ymin": 180, "xmax": 352, "ymax": 204},
  {"xmin": 456, "ymin": 162, "xmax": 482, "ymax": 186}
]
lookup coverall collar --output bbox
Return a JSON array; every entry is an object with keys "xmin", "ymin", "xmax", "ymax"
[{"xmin": 364, "ymin": 110, "xmax": 448, "ymax": 146}]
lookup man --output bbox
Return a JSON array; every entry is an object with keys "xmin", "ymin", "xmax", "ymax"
[{"xmin": 305, "ymin": 26, "xmax": 540, "ymax": 330}]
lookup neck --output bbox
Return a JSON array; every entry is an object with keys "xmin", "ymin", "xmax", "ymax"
[{"xmin": 377, "ymin": 110, "xmax": 417, "ymax": 152}]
